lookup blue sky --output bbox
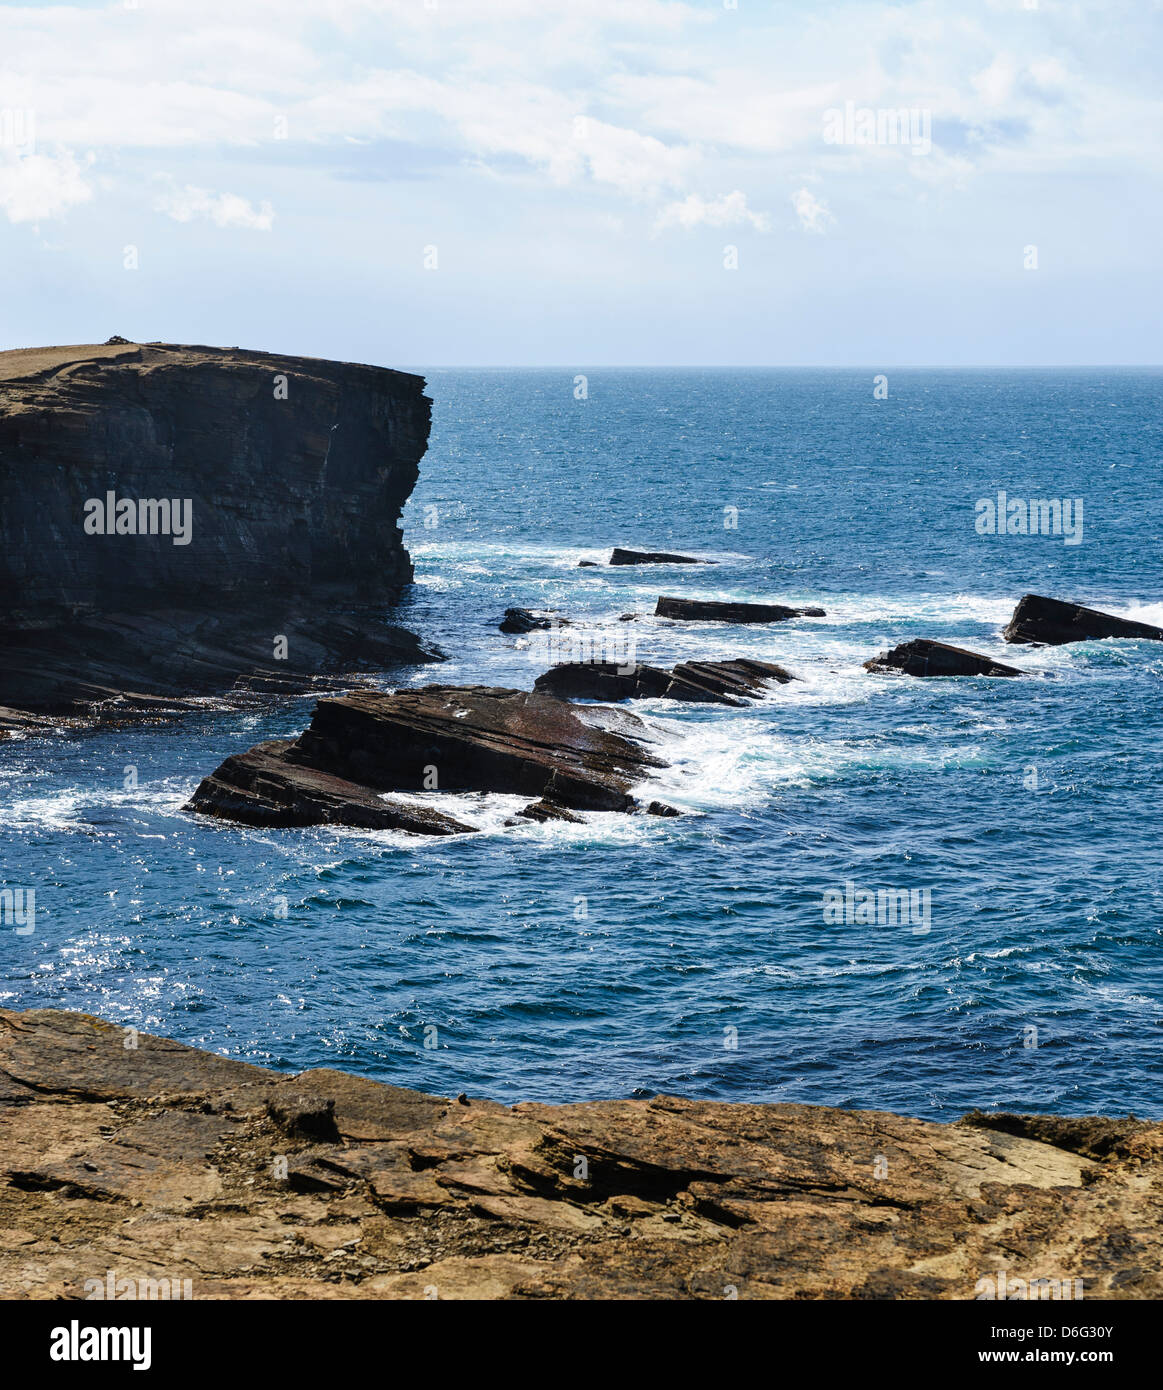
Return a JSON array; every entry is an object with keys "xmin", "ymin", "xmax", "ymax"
[{"xmin": 0, "ymin": 0, "xmax": 1159, "ymax": 366}]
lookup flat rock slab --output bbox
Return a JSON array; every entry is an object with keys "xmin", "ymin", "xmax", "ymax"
[
  {"xmin": 655, "ymin": 597, "xmax": 826, "ymax": 624},
  {"xmin": 864, "ymin": 640, "xmax": 1024, "ymax": 678},
  {"xmin": 535, "ymin": 658, "xmax": 795, "ymax": 705},
  {"xmin": 185, "ymin": 740, "xmax": 475, "ymax": 833},
  {"xmin": 187, "ymin": 684, "xmax": 666, "ymax": 829},
  {"xmin": 2, "ymin": 1008, "xmax": 1159, "ymax": 1300},
  {"xmin": 608, "ymin": 549, "xmax": 711, "ymax": 565},
  {"xmin": 1004, "ymin": 593, "xmax": 1163, "ymax": 645}
]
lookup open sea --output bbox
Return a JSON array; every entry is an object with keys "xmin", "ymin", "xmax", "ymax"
[{"xmin": 3, "ymin": 368, "xmax": 1161, "ymax": 1120}]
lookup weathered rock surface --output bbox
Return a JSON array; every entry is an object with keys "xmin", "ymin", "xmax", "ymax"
[
  {"xmin": 499, "ymin": 608, "xmax": 569, "ymax": 635},
  {"xmin": 864, "ymin": 640, "xmax": 1025, "ymax": 679},
  {"xmin": 655, "ymin": 597, "xmax": 826, "ymax": 623},
  {"xmin": 534, "ymin": 658, "xmax": 795, "ymax": 706},
  {"xmin": 187, "ymin": 684, "xmax": 666, "ymax": 829},
  {"xmin": 1003, "ymin": 593, "xmax": 1163, "ymax": 646},
  {"xmin": 0, "ymin": 341, "xmax": 437, "ymax": 732},
  {"xmin": 608, "ymin": 548, "xmax": 711, "ymax": 566},
  {"xmin": 180, "ymin": 740, "xmax": 475, "ymax": 834},
  {"xmin": 2, "ymin": 1009, "xmax": 1159, "ymax": 1301}
]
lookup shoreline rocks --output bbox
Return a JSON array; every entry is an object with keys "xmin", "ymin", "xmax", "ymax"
[
  {"xmin": 655, "ymin": 596, "xmax": 826, "ymax": 624},
  {"xmin": 1004, "ymin": 593, "xmax": 1163, "ymax": 645},
  {"xmin": 187, "ymin": 684, "xmax": 667, "ymax": 829},
  {"xmin": 2, "ymin": 1007, "xmax": 1158, "ymax": 1301},
  {"xmin": 865, "ymin": 640, "xmax": 1025, "ymax": 678},
  {"xmin": 534, "ymin": 658, "xmax": 795, "ymax": 705}
]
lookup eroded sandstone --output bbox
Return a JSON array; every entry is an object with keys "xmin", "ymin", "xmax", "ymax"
[{"xmin": 1, "ymin": 1009, "xmax": 1158, "ymax": 1301}]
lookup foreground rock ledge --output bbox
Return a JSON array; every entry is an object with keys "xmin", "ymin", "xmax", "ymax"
[{"xmin": 1, "ymin": 1009, "xmax": 1159, "ymax": 1301}]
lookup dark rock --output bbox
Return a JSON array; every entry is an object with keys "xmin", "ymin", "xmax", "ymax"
[
  {"xmin": 646, "ymin": 801, "xmax": 681, "ymax": 817},
  {"xmin": 534, "ymin": 658, "xmax": 794, "ymax": 706},
  {"xmin": 517, "ymin": 798, "xmax": 585, "ymax": 824},
  {"xmin": 0, "ymin": 341, "xmax": 437, "ymax": 730},
  {"xmin": 1003, "ymin": 593, "xmax": 1163, "ymax": 646},
  {"xmin": 609, "ymin": 548, "xmax": 712, "ymax": 566},
  {"xmin": 184, "ymin": 740, "xmax": 475, "ymax": 833},
  {"xmin": 864, "ymin": 640, "xmax": 1024, "ymax": 678},
  {"xmin": 577, "ymin": 560, "xmax": 600, "ymax": 568},
  {"xmin": 187, "ymin": 684, "xmax": 666, "ymax": 828},
  {"xmin": 655, "ymin": 597, "xmax": 825, "ymax": 624},
  {"xmin": 499, "ymin": 608, "xmax": 569, "ymax": 635}
]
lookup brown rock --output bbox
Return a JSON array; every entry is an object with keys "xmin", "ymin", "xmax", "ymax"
[
  {"xmin": 2, "ymin": 1008, "xmax": 1159, "ymax": 1301},
  {"xmin": 186, "ymin": 684, "xmax": 666, "ymax": 829}
]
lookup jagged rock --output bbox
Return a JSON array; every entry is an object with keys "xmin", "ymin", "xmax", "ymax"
[
  {"xmin": 1003, "ymin": 593, "xmax": 1163, "ymax": 646},
  {"xmin": 187, "ymin": 685, "xmax": 666, "ymax": 828},
  {"xmin": 499, "ymin": 608, "xmax": 569, "ymax": 634},
  {"xmin": 646, "ymin": 801, "xmax": 681, "ymax": 817},
  {"xmin": 0, "ymin": 341, "xmax": 437, "ymax": 729},
  {"xmin": 609, "ymin": 548, "xmax": 711, "ymax": 566},
  {"xmin": 534, "ymin": 658, "xmax": 794, "ymax": 706},
  {"xmin": 655, "ymin": 597, "xmax": 825, "ymax": 623},
  {"xmin": 2, "ymin": 1007, "xmax": 1159, "ymax": 1301},
  {"xmin": 864, "ymin": 640, "xmax": 1024, "ymax": 678}
]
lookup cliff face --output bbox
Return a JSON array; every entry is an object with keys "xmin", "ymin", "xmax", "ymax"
[
  {"xmin": 0, "ymin": 340, "xmax": 437, "ymax": 728},
  {"xmin": 1, "ymin": 1008, "xmax": 1159, "ymax": 1301}
]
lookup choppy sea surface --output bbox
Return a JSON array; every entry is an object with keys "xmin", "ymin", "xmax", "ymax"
[{"xmin": 3, "ymin": 368, "xmax": 1161, "ymax": 1119}]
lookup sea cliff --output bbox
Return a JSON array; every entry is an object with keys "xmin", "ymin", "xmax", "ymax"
[{"xmin": 0, "ymin": 340, "xmax": 436, "ymax": 731}]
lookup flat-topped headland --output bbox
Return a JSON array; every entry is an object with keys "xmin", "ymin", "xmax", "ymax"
[{"xmin": 0, "ymin": 340, "xmax": 437, "ymax": 734}]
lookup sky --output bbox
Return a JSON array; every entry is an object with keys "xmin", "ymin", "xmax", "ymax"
[{"xmin": 0, "ymin": 0, "xmax": 1159, "ymax": 366}]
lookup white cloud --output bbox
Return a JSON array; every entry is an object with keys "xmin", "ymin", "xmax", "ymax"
[
  {"xmin": 654, "ymin": 190, "xmax": 769, "ymax": 233},
  {"xmin": 0, "ymin": 149, "xmax": 92, "ymax": 224},
  {"xmin": 154, "ymin": 183, "xmax": 275, "ymax": 230},
  {"xmin": 791, "ymin": 187, "xmax": 834, "ymax": 234}
]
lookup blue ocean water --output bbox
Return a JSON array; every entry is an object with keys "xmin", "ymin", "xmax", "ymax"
[{"xmin": 3, "ymin": 368, "xmax": 1162, "ymax": 1120}]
